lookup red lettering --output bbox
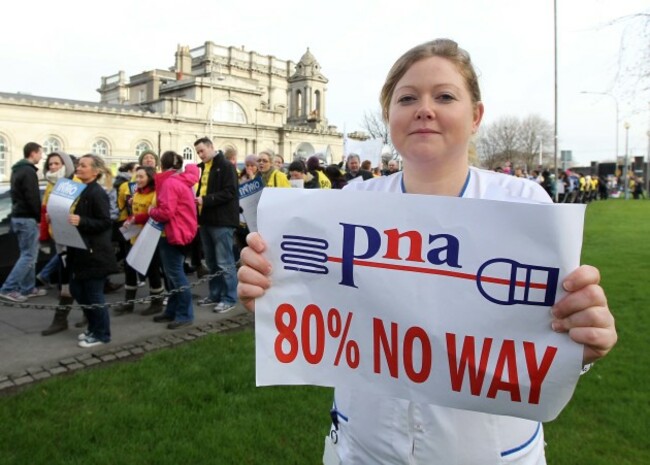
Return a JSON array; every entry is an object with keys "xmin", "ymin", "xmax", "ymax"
[
  {"xmin": 383, "ymin": 229, "xmax": 425, "ymax": 262},
  {"xmin": 446, "ymin": 333, "xmax": 493, "ymax": 395},
  {"xmin": 403, "ymin": 326, "xmax": 432, "ymax": 383},
  {"xmin": 373, "ymin": 319, "xmax": 399, "ymax": 378},
  {"xmin": 300, "ymin": 304, "xmax": 325, "ymax": 365},
  {"xmin": 487, "ymin": 340, "xmax": 521, "ymax": 402},
  {"xmin": 274, "ymin": 303, "xmax": 299, "ymax": 363},
  {"xmin": 524, "ymin": 342, "xmax": 558, "ymax": 404}
]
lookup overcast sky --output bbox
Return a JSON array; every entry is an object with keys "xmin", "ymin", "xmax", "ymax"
[{"xmin": 1, "ymin": 0, "xmax": 648, "ymax": 165}]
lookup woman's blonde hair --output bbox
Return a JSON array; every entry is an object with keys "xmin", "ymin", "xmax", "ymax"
[
  {"xmin": 258, "ymin": 149, "xmax": 274, "ymax": 160},
  {"xmin": 80, "ymin": 154, "xmax": 111, "ymax": 183},
  {"xmin": 379, "ymin": 39, "xmax": 481, "ymax": 121}
]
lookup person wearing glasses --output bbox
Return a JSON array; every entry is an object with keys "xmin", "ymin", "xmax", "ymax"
[{"xmin": 258, "ymin": 150, "xmax": 291, "ymax": 188}]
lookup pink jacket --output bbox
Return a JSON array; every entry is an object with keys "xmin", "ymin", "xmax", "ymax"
[{"xmin": 149, "ymin": 164, "xmax": 199, "ymax": 246}]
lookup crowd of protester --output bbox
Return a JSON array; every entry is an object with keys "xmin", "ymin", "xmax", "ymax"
[
  {"xmin": 492, "ymin": 163, "xmax": 646, "ymax": 203},
  {"xmin": 0, "ymin": 139, "xmax": 638, "ymax": 350},
  {"xmin": 0, "ymin": 139, "xmax": 398, "ymax": 348}
]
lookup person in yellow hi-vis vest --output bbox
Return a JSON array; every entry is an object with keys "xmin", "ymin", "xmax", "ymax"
[
  {"xmin": 39, "ymin": 150, "xmax": 76, "ymax": 336},
  {"xmin": 114, "ymin": 166, "xmax": 164, "ymax": 316},
  {"xmin": 194, "ymin": 137, "xmax": 240, "ymax": 313},
  {"xmin": 258, "ymin": 149, "xmax": 291, "ymax": 188}
]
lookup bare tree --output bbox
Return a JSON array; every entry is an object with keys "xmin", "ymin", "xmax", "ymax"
[
  {"xmin": 477, "ymin": 116, "xmax": 521, "ymax": 169},
  {"xmin": 518, "ymin": 115, "xmax": 553, "ymax": 170},
  {"xmin": 362, "ymin": 109, "xmax": 391, "ymax": 145},
  {"xmin": 611, "ymin": 12, "xmax": 650, "ymax": 108},
  {"xmin": 477, "ymin": 114, "xmax": 554, "ymax": 171}
]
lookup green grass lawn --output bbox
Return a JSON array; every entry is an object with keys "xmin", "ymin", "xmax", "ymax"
[
  {"xmin": 0, "ymin": 330, "xmax": 332, "ymax": 465},
  {"xmin": 0, "ymin": 199, "xmax": 648, "ymax": 464},
  {"xmin": 544, "ymin": 199, "xmax": 650, "ymax": 465}
]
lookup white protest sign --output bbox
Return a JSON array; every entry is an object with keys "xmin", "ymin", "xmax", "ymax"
[
  {"xmin": 238, "ymin": 177, "xmax": 264, "ymax": 232},
  {"xmin": 119, "ymin": 222, "xmax": 143, "ymax": 241},
  {"xmin": 290, "ymin": 179, "xmax": 304, "ymax": 189},
  {"xmin": 255, "ymin": 189, "xmax": 586, "ymax": 422},
  {"xmin": 46, "ymin": 178, "xmax": 87, "ymax": 249},
  {"xmin": 126, "ymin": 218, "xmax": 162, "ymax": 275}
]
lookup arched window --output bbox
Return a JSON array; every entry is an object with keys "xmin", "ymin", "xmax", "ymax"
[
  {"xmin": 294, "ymin": 142, "xmax": 315, "ymax": 161},
  {"xmin": 0, "ymin": 136, "xmax": 6, "ymax": 178},
  {"xmin": 314, "ymin": 90, "xmax": 321, "ymax": 115},
  {"xmin": 92, "ymin": 139, "xmax": 109, "ymax": 157},
  {"xmin": 296, "ymin": 90, "xmax": 302, "ymax": 117},
  {"xmin": 212, "ymin": 100, "xmax": 247, "ymax": 124},
  {"xmin": 135, "ymin": 141, "xmax": 152, "ymax": 157},
  {"xmin": 43, "ymin": 136, "xmax": 62, "ymax": 155},
  {"xmin": 182, "ymin": 146, "xmax": 194, "ymax": 161}
]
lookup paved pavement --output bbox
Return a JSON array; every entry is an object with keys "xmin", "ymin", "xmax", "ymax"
[{"xmin": 0, "ymin": 275, "xmax": 253, "ymax": 393}]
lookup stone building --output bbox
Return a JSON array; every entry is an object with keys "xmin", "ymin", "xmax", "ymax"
[{"xmin": 0, "ymin": 42, "xmax": 343, "ymax": 181}]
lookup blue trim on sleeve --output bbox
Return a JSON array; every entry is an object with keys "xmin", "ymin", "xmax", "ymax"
[
  {"xmin": 332, "ymin": 397, "xmax": 349, "ymax": 422},
  {"xmin": 500, "ymin": 422, "xmax": 541, "ymax": 457}
]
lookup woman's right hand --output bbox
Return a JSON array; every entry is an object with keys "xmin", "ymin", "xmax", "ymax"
[{"xmin": 237, "ymin": 232, "xmax": 272, "ymax": 312}]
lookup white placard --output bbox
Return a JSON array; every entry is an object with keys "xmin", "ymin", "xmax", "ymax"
[
  {"xmin": 119, "ymin": 222, "xmax": 143, "ymax": 240},
  {"xmin": 255, "ymin": 189, "xmax": 586, "ymax": 422},
  {"xmin": 46, "ymin": 178, "xmax": 87, "ymax": 249},
  {"xmin": 126, "ymin": 219, "xmax": 163, "ymax": 275},
  {"xmin": 238, "ymin": 177, "xmax": 264, "ymax": 233}
]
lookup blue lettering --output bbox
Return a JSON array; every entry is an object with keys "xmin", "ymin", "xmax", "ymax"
[
  {"xmin": 426, "ymin": 234, "xmax": 462, "ymax": 268},
  {"xmin": 339, "ymin": 223, "xmax": 381, "ymax": 288}
]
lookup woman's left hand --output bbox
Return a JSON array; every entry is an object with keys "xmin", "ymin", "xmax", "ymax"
[
  {"xmin": 68, "ymin": 214, "xmax": 81, "ymax": 226},
  {"xmin": 551, "ymin": 265, "xmax": 617, "ymax": 365}
]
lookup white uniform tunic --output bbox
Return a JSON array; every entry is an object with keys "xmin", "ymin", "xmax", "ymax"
[{"xmin": 324, "ymin": 167, "xmax": 552, "ymax": 465}]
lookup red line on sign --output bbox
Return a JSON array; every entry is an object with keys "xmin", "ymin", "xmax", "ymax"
[{"xmin": 327, "ymin": 257, "xmax": 547, "ymax": 289}]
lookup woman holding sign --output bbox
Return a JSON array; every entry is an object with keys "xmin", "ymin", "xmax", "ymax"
[
  {"xmin": 237, "ymin": 39, "xmax": 617, "ymax": 465},
  {"xmin": 114, "ymin": 166, "xmax": 164, "ymax": 316},
  {"xmin": 68, "ymin": 154, "xmax": 118, "ymax": 348}
]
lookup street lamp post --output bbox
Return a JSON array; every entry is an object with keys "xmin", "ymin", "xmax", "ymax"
[
  {"xmin": 647, "ymin": 128, "xmax": 650, "ymax": 197},
  {"xmin": 537, "ymin": 135, "xmax": 543, "ymax": 167},
  {"xmin": 647, "ymin": 101, "xmax": 650, "ymax": 197},
  {"xmin": 580, "ymin": 91, "xmax": 619, "ymax": 167},
  {"xmin": 623, "ymin": 122, "xmax": 630, "ymax": 200}
]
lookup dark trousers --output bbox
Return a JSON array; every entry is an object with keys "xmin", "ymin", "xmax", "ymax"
[
  {"xmin": 70, "ymin": 277, "xmax": 111, "ymax": 342},
  {"xmin": 159, "ymin": 238, "xmax": 193, "ymax": 322}
]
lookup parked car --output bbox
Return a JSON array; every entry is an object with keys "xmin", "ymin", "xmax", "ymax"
[{"xmin": 0, "ymin": 186, "xmax": 54, "ymax": 284}]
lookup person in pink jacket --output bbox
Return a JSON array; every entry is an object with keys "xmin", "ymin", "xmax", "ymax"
[{"xmin": 148, "ymin": 151, "xmax": 199, "ymax": 329}]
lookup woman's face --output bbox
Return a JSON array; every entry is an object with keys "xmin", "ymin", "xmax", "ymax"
[
  {"xmin": 75, "ymin": 157, "xmax": 99, "ymax": 184},
  {"xmin": 258, "ymin": 154, "xmax": 272, "ymax": 173},
  {"xmin": 47, "ymin": 155, "xmax": 63, "ymax": 173},
  {"xmin": 245, "ymin": 162, "xmax": 258, "ymax": 176},
  {"xmin": 135, "ymin": 169, "xmax": 149, "ymax": 188},
  {"xmin": 388, "ymin": 56, "xmax": 483, "ymax": 168},
  {"xmin": 273, "ymin": 156, "xmax": 284, "ymax": 171},
  {"xmin": 141, "ymin": 154, "xmax": 157, "ymax": 168}
]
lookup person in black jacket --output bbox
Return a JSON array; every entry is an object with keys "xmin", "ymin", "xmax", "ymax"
[
  {"xmin": 68, "ymin": 154, "xmax": 119, "ymax": 348},
  {"xmin": 194, "ymin": 137, "xmax": 240, "ymax": 313},
  {"xmin": 0, "ymin": 142, "xmax": 46, "ymax": 303},
  {"xmin": 344, "ymin": 153, "xmax": 374, "ymax": 182}
]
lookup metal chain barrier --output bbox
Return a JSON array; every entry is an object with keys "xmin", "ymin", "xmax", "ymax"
[{"xmin": 0, "ymin": 267, "xmax": 236, "ymax": 311}]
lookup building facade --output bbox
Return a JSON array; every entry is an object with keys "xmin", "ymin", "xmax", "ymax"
[{"xmin": 0, "ymin": 42, "xmax": 343, "ymax": 181}]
